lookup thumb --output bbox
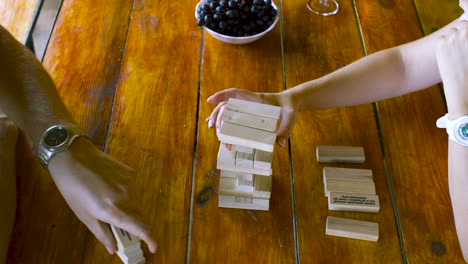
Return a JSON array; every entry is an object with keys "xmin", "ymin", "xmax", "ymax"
[{"xmin": 275, "ymin": 109, "xmax": 297, "ymax": 148}]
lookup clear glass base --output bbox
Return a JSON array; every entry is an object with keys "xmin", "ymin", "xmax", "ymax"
[{"xmin": 307, "ymin": 0, "xmax": 339, "ymax": 16}]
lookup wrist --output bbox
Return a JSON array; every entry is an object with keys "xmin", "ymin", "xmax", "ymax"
[{"xmin": 48, "ymin": 136, "xmax": 97, "ymax": 175}]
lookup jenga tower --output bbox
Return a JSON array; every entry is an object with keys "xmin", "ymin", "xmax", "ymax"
[{"xmin": 216, "ymin": 98, "xmax": 281, "ymax": 211}]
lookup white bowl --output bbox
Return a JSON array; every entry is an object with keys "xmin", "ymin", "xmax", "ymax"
[{"xmin": 195, "ymin": 0, "xmax": 279, "ymax": 45}]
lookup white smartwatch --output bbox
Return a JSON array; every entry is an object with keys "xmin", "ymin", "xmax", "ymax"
[
  {"xmin": 38, "ymin": 125, "xmax": 88, "ymax": 169},
  {"xmin": 436, "ymin": 114, "xmax": 468, "ymax": 147}
]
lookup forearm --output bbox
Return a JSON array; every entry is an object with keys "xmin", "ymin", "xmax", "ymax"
[
  {"xmin": 0, "ymin": 26, "xmax": 77, "ymax": 146},
  {"xmin": 448, "ymin": 141, "xmax": 468, "ymax": 262},
  {"xmin": 281, "ymin": 19, "xmax": 460, "ymax": 112}
]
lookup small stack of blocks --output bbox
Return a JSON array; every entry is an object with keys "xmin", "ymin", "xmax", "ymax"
[
  {"xmin": 110, "ymin": 225, "xmax": 145, "ymax": 264},
  {"xmin": 216, "ymin": 98, "xmax": 281, "ymax": 211},
  {"xmin": 316, "ymin": 146, "xmax": 380, "ymax": 242}
]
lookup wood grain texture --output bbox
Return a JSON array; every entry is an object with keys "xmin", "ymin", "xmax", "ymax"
[
  {"xmin": 81, "ymin": 0, "xmax": 201, "ymax": 262},
  {"xmin": 356, "ymin": 0, "xmax": 466, "ymax": 262},
  {"xmin": 8, "ymin": 0, "xmax": 134, "ymax": 263},
  {"xmin": 0, "ymin": 0, "xmax": 40, "ymax": 43},
  {"xmin": 413, "ymin": 0, "xmax": 463, "ymax": 35},
  {"xmin": 284, "ymin": 0, "xmax": 401, "ymax": 262},
  {"xmin": 190, "ymin": 5, "xmax": 295, "ymax": 262}
]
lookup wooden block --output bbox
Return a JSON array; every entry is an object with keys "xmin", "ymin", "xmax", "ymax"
[
  {"xmin": 323, "ymin": 167, "xmax": 373, "ymax": 182},
  {"xmin": 316, "ymin": 146, "xmax": 365, "ymax": 163},
  {"xmin": 223, "ymin": 109, "xmax": 278, "ymax": 132},
  {"xmin": 326, "ymin": 216, "xmax": 379, "ymax": 242},
  {"xmin": 328, "ymin": 192, "xmax": 380, "ymax": 213},
  {"xmin": 234, "ymin": 145, "xmax": 254, "ymax": 154},
  {"xmin": 237, "ymin": 174, "xmax": 254, "ymax": 192},
  {"xmin": 226, "ymin": 98, "xmax": 281, "ymax": 120},
  {"xmin": 217, "ymin": 146, "xmax": 272, "ymax": 176},
  {"xmin": 110, "ymin": 225, "xmax": 140, "ymax": 249},
  {"xmin": 218, "ymin": 194, "xmax": 269, "ymax": 211},
  {"xmin": 254, "ymin": 174, "xmax": 272, "ymax": 199},
  {"xmin": 217, "ymin": 144, "xmax": 236, "ymax": 166},
  {"xmin": 111, "ymin": 225, "xmax": 145, "ymax": 264},
  {"xmin": 219, "ymin": 177, "xmax": 238, "ymax": 190},
  {"xmin": 254, "ymin": 150, "xmax": 273, "ymax": 169},
  {"xmin": 220, "ymin": 170, "xmax": 238, "ymax": 178},
  {"xmin": 235, "ymin": 151, "xmax": 254, "ymax": 167},
  {"xmin": 219, "ymin": 122, "xmax": 276, "ymax": 152},
  {"xmin": 324, "ymin": 179, "xmax": 376, "ymax": 197}
]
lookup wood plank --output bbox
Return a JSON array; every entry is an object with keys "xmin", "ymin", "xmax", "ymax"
[
  {"xmin": 218, "ymin": 121, "xmax": 276, "ymax": 152},
  {"xmin": 326, "ymin": 216, "xmax": 379, "ymax": 242},
  {"xmin": 223, "ymin": 109, "xmax": 278, "ymax": 132},
  {"xmin": 8, "ymin": 1, "xmax": 134, "ymax": 263},
  {"xmin": 356, "ymin": 0, "xmax": 465, "ymax": 261},
  {"xmin": 190, "ymin": 8, "xmax": 295, "ymax": 262},
  {"xmin": 226, "ymin": 98, "xmax": 281, "ymax": 119},
  {"xmin": 323, "ymin": 167, "xmax": 373, "ymax": 182},
  {"xmin": 283, "ymin": 0, "xmax": 401, "ymax": 262},
  {"xmin": 413, "ymin": 0, "xmax": 462, "ymax": 35},
  {"xmin": 316, "ymin": 146, "xmax": 365, "ymax": 163},
  {"xmin": 81, "ymin": 0, "xmax": 201, "ymax": 263},
  {"xmin": 328, "ymin": 192, "xmax": 380, "ymax": 213},
  {"xmin": 324, "ymin": 179, "xmax": 376, "ymax": 197},
  {"xmin": 0, "ymin": 0, "xmax": 40, "ymax": 43}
]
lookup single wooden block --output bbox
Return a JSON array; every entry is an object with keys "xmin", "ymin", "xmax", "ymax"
[
  {"xmin": 324, "ymin": 179, "xmax": 376, "ymax": 197},
  {"xmin": 217, "ymin": 144, "xmax": 236, "ymax": 166},
  {"xmin": 219, "ymin": 177, "xmax": 238, "ymax": 190},
  {"xmin": 234, "ymin": 145, "xmax": 254, "ymax": 154},
  {"xmin": 219, "ymin": 122, "xmax": 276, "ymax": 152},
  {"xmin": 226, "ymin": 98, "xmax": 281, "ymax": 120},
  {"xmin": 254, "ymin": 174, "xmax": 272, "ymax": 199},
  {"xmin": 218, "ymin": 194, "xmax": 269, "ymax": 211},
  {"xmin": 235, "ymin": 151, "xmax": 254, "ymax": 167},
  {"xmin": 218, "ymin": 145, "xmax": 272, "ymax": 176},
  {"xmin": 316, "ymin": 146, "xmax": 365, "ymax": 163},
  {"xmin": 110, "ymin": 225, "xmax": 145, "ymax": 264},
  {"xmin": 328, "ymin": 192, "xmax": 380, "ymax": 213},
  {"xmin": 220, "ymin": 170, "xmax": 238, "ymax": 178},
  {"xmin": 223, "ymin": 109, "xmax": 278, "ymax": 132},
  {"xmin": 323, "ymin": 167, "xmax": 373, "ymax": 182},
  {"xmin": 110, "ymin": 225, "xmax": 141, "ymax": 249},
  {"xmin": 254, "ymin": 150, "xmax": 273, "ymax": 169},
  {"xmin": 326, "ymin": 216, "xmax": 379, "ymax": 242}
]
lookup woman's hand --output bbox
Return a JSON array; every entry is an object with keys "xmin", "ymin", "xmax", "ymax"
[{"xmin": 206, "ymin": 88, "xmax": 298, "ymax": 147}]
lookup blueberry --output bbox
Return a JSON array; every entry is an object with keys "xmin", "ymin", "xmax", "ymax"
[
  {"xmin": 242, "ymin": 24, "xmax": 251, "ymax": 31},
  {"xmin": 263, "ymin": 15, "xmax": 270, "ymax": 22},
  {"xmin": 270, "ymin": 8, "xmax": 277, "ymax": 17},
  {"xmin": 228, "ymin": 0, "xmax": 236, "ymax": 8},
  {"xmin": 219, "ymin": 20, "xmax": 227, "ymax": 30},
  {"xmin": 204, "ymin": 14, "xmax": 213, "ymax": 23},
  {"xmin": 215, "ymin": 6, "xmax": 224, "ymax": 12},
  {"xmin": 243, "ymin": 4, "xmax": 250, "ymax": 12},
  {"xmin": 210, "ymin": 1, "xmax": 218, "ymax": 9},
  {"xmin": 257, "ymin": 9, "xmax": 265, "ymax": 17},
  {"xmin": 220, "ymin": 0, "xmax": 228, "ymax": 7},
  {"xmin": 250, "ymin": 5, "xmax": 258, "ymax": 13},
  {"xmin": 214, "ymin": 13, "xmax": 222, "ymax": 21},
  {"xmin": 253, "ymin": 0, "xmax": 262, "ymax": 5},
  {"xmin": 256, "ymin": 19, "xmax": 264, "ymax": 26},
  {"xmin": 203, "ymin": 3, "xmax": 211, "ymax": 10},
  {"xmin": 197, "ymin": 18, "xmax": 205, "ymax": 26},
  {"xmin": 264, "ymin": 0, "xmax": 272, "ymax": 6}
]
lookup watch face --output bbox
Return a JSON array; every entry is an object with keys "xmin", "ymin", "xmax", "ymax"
[
  {"xmin": 459, "ymin": 123, "xmax": 468, "ymax": 141},
  {"xmin": 44, "ymin": 126, "xmax": 69, "ymax": 147}
]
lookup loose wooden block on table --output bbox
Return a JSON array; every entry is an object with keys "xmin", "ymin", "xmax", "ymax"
[
  {"xmin": 217, "ymin": 145, "xmax": 272, "ymax": 176},
  {"xmin": 219, "ymin": 122, "xmax": 276, "ymax": 152},
  {"xmin": 328, "ymin": 192, "xmax": 380, "ymax": 213},
  {"xmin": 219, "ymin": 195, "xmax": 270, "ymax": 211},
  {"xmin": 254, "ymin": 149, "xmax": 273, "ymax": 169},
  {"xmin": 226, "ymin": 98, "xmax": 281, "ymax": 120},
  {"xmin": 223, "ymin": 109, "xmax": 278, "ymax": 132},
  {"xmin": 324, "ymin": 179, "xmax": 376, "ymax": 197},
  {"xmin": 326, "ymin": 216, "xmax": 379, "ymax": 242},
  {"xmin": 316, "ymin": 146, "xmax": 365, "ymax": 163},
  {"xmin": 323, "ymin": 167, "xmax": 373, "ymax": 182}
]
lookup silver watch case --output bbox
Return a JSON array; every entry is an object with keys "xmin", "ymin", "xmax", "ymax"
[
  {"xmin": 38, "ymin": 125, "xmax": 85, "ymax": 168},
  {"xmin": 436, "ymin": 114, "xmax": 468, "ymax": 147}
]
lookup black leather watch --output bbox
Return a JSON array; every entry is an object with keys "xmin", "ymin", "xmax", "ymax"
[{"xmin": 38, "ymin": 125, "xmax": 87, "ymax": 169}]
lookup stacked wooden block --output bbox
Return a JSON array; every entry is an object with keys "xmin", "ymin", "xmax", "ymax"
[
  {"xmin": 216, "ymin": 98, "xmax": 281, "ymax": 211},
  {"xmin": 316, "ymin": 146, "xmax": 380, "ymax": 242},
  {"xmin": 111, "ymin": 225, "xmax": 145, "ymax": 264}
]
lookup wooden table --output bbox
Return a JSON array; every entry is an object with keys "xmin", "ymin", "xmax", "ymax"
[{"xmin": 4, "ymin": 0, "xmax": 466, "ymax": 263}]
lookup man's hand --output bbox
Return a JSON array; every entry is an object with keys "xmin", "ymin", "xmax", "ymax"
[
  {"xmin": 206, "ymin": 88, "xmax": 298, "ymax": 147},
  {"xmin": 48, "ymin": 137, "xmax": 157, "ymax": 254}
]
